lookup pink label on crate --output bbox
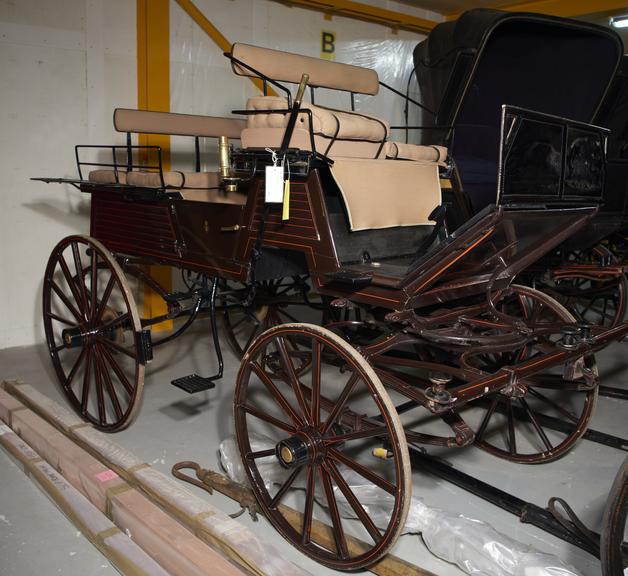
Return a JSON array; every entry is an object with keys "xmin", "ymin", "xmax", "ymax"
[{"xmin": 95, "ymin": 469, "xmax": 119, "ymax": 482}]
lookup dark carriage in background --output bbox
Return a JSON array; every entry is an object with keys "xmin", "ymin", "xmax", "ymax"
[
  {"xmin": 414, "ymin": 9, "xmax": 628, "ymax": 327},
  {"xmin": 36, "ymin": 29, "xmax": 628, "ymax": 571}
]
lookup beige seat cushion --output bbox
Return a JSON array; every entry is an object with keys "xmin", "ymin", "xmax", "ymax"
[
  {"xmin": 125, "ymin": 171, "xmax": 220, "ymax": 189},
  {"xmin": 241, "ymin": 127, "xmax": 386, "ymax": 159},
  {"xmin": 247, "ymin": 96, "xmax": 389, "ymax": 142},
  {"xmin": 385, "ymin": 142, "xmax": 448, "ymax": 165},
  {"xmin": 330, "ymin": 158, "xmax": 441, "ymax": 231},
  {"xmin": 88, "ymin": 170, "xmax": 127, "ymax": 184}
]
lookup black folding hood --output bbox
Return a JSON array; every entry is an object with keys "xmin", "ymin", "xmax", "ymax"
[{"xmin": 414, "ymin": 9, "xmax": 624, "ymax": 212}]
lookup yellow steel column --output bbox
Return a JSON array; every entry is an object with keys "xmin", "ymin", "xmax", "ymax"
[{"xmin": 137, "ymin": 0, "xmax": 172, "ymax": 331}]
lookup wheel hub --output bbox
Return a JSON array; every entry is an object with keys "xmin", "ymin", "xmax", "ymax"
[
  {"xmin": 62, "ymin": 326, "xmax": 87, "ymax": 348},
  {"xmin": 276, "ymin": 429, "xmax": 324, "ymax": 469}
]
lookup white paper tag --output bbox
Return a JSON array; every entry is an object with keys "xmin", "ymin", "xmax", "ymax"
[
  {"xmin": 0, "ymin": 424, "xmax": 11, "ymax": 436},
  {"xmin": 265, "ymin": 165, "xmax": 284, "ymax": 203}
]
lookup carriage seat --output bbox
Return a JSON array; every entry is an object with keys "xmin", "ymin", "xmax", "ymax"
[
  {"xmin": 87, "ymin": 168, "xmax": 247, "ymax": 203},
  {"xmin": 241, "ymin": 95, "xmax": 447, "ymax": 162},
  {"xmin": 86, "ymin": 109, "xmax": 247, "ymax": 204},
  {"xmin": 229, "ymin": 44, "xmax": 447, "ymax": 163}
]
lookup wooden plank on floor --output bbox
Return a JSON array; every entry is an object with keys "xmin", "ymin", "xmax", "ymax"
[{"xmin": 2, "ymin": 379, "xmax": 313, "ymax": 576}]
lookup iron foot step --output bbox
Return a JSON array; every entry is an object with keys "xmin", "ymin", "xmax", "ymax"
[{"xmin": 171, "ymin": 374, "xmax": 217, "ymax": 394}]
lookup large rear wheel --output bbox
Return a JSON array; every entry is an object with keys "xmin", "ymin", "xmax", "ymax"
[{"xmin": 461, "ymin": 285, "xmax": 598, "ymax": 463}]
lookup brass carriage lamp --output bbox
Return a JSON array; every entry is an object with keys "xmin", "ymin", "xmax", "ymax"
[{"xmin": 219, "ymin": 135, "xmax": 239, "ymax": 193}]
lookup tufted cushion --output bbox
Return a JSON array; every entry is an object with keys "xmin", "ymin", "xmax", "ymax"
[
  {"xmin": 246, "ymin": 96, "xmax": 389, "ymax": 142},
  {"xmin": 88, "ymin": 170, "xmax": 127, "ymax": 184},
  {"xmin": 125, "ymin": 171, "xmax": 220, "ymax": 189},
  {"xmin": 385, "ymin": 142, "xmax": 448, "ymax": 165}
]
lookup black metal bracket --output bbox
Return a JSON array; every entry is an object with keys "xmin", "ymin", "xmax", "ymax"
[{"xmin": 136, "ymin": 330, "xmax": 153, "ymax": 365}]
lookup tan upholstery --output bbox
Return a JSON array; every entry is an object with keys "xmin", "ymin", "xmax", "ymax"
[
  {"xmin": 247, "ymin": 96, "xmax": 388, "ymax": 142},
  {"xmin": 231, "ymin": 43, "xmax": 379, "ymax": 95},
  {"xmin": 241, "ymin": 127, "xmax": 386, "ymax": 159},
  {"xmin": 125, "ymin": 171, "xmax": 220, "ymax": 189},
  {"xmin": 330, "ymin": 158, "xmax": 441, "ymax": 231},
  {"xmin": 113, "ymin": 109, "xmax": 245, "ymax": 139},
  {"xmin": 88, "ymin": 169, "xmax": 245, "ymax": 204},
  {"xmin": 179, "ymin": 188, "xmax": 247, "ymax": 204},
  {"xmin": 88, "ymin": 170, "xmax": 127, "ymax": 184},
  {"xmin": 385, "ymin": 142, "xmax": 448, "ymax": 165}
]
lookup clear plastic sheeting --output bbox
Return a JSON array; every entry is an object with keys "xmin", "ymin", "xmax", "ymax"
[
  {"xmin": 220, "ymin": 433, "xmax": 292, "ymax": 491},
  {"xmin": 332, "ymin": 473, "xmax": 582, "ymax": 576},
  {"xmin": 220, "ymin": 435, "xmax": 582, "ymax": 576}
]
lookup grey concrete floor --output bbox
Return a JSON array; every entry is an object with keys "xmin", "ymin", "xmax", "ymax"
[{"xmin": 0, "ymin": 320, "xmax": 626, "ymax": 576}]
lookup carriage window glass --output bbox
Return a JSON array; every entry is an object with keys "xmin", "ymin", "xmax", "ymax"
[
  {"xmin": 502, "ymin": 117, "xmax": 563, "ymax": 198},
  {"xmin": 563, "ymin": 127, "xmax": 604, "ymax": 198}
]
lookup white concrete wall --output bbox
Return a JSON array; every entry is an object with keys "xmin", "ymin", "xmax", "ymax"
[
  {"xmin": 0, "ymin": 0, "xmax": 136, "ymax": 349},
  {"xmin": 0, "ymin": 0, "xmax": 439, "ymax": 350}
]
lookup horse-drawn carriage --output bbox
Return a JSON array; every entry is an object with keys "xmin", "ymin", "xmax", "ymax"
[
  {"xmin": 414, "ymin": 9, "xmax": 628, "ymax": 328},
  {"xmin": 36, "ymin": 10, "xmax": 627, "ymax": 571}
]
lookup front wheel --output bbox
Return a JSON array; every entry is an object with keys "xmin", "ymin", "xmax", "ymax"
[
  {"xmin": 43, "ymin": 235, "xmax": 144, "ymax": 431},
  {"xmin": 234, "ymin": 323, "xmax": 410, "ymax": 570}
]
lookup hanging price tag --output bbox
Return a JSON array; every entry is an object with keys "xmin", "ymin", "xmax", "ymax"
[
  {"xmin": 265, "ymin": 148, "xmax": 283, "ymax": 203},
  {"xmin": 282, "ymin": 179, "xmax": 290, "ymax": 220},
  {"xmin": 265, "ymin": 165, "xmax": 284, "ymax": 203}
]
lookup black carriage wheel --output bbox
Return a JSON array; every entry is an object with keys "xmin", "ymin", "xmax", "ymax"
[
  {"xmin": 601, "ymin": 457, "xmax": 628, "ymax": 576},
  {"xmin": 222, "ymin": 278, "xmax": 316, "ymax": 372},
  {"xmin": 234, "ymin": 323, "xmax": 410, "ymax": 570},
  {"xmin": 43, "ymin": 235, "xmax": 144, "ymax": 432},
  {"xmin": 554, "ymin": 245, "xmax": 627, "ymax": 328},
  {"xmin": 463, "ymin": 285, "xmax": 598, "ymax": 464}
]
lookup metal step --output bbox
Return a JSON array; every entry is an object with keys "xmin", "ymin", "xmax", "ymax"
[{"xmin": 171, "ymin": 374, "xmax": 217, "ymax": 394}]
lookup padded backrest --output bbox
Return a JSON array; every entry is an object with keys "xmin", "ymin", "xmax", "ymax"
[
  {"xmin": 230, "ymin": 43, "xmax": 380, "ymax": 95},
  {"xmin": 329, "ymin": 158, "xmax": 441, "ymax": 231},
  {"xmin": 113, "ymin": 109, "xmax": 246, "ymax": 139}
]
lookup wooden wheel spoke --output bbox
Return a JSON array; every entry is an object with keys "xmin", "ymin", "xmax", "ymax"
[
  {"xmin": 81, "ymin": 347, "xmax": 93, "ymax": 413},
  {"xmin": 320, "ymin": 465, "xmax": 349, "ymax": 558},
  {"xmin": 527, "ymin": 388, "xmax": 579, "ymax": 423},
  {"xmin": 98, "ymin": 343, "xmax": 134, "ymax": 396},
  {"xmin": 51, "ymin": 280, "xmax": 83, "ymax": 323},
  {"xmin": 311, "ymin": 341, "xmax": 321, "ymax": 426},
  {"xmin": 519, "ymin": 397, "xmax": 553, "ymax": 451},
  {"xmin": 268, "ymin": 466, "xmax": 303, "ymax": 510},
  {"xmin": 90, "ymin": 250, "xmax": 98, "ymax": 319},
  {"xmin": 66, "ymin": 346, "xmax": 88, "ymax": 388},
  {"xmin": 97, "ymin": 311, "xmax": 129, "ymax": 334},
  {"xmin": 96, "ymin": 336, "xmax": 137, "ymax": 360},
  {"xmin": 323, "ymin": 425, "xmax": 389, "ymax": 446},
  {"xmin": 244, "ymin": 324, "xmax": 262, "ymax": 352},
  {"xmin": 328, "ymin": 447, "xmax": 396, "ymax": 495},
  {"xmin": 242, "ymin": 403, "xmax": 296, "ymax": 434},
  {"xmin": 476, "ymin": 394, "xmax": 499, "ymax": 441},
  {"xmin": 276, "ymin": 336, "xmax": 310, "ymax": 423},
  {"xmin": 46, "ymin": 311, "xmax": 76, "ymax": 327},
  {"xmin": 93, "ymin": 351, "xmax": 106, "ymax": 426},
  {"xmin": 506, "ymin": 400, "xmax": 517, "ymax": 455},
  {"xmin": 94, "ymin": 274, "xmax": 117, "ymax": 324},
  {"xmin": 301, "ymin": 467, "xmax": 315, "ymax": 545},
  {"xmin": 230, "ymin": 314, "xmax": 248, "ymax": 331},
  {"xmin": 249, "ymin": 362, "xmax": 304, "ymax": 427},
  {"xmin": 71, "ymin": 242, "xmax": 90, "ymax": 318},
  {"xmin": 321, "ymin": 373, "xmax": 359, "ymax": 435},
  {"xmin": 94, "ymin": 346, "xmax": 123, "ymax": 421},
  {"xmin": 58, "ymin": 255, "xmax": 87, "ymax": 319},
  {"xmin": 325, "ymin": 460, "xmax": 382, "ymax": 544},
  {"xmin": 245, "ymin": 448, "xmax": 276, "ymax": 460}
]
